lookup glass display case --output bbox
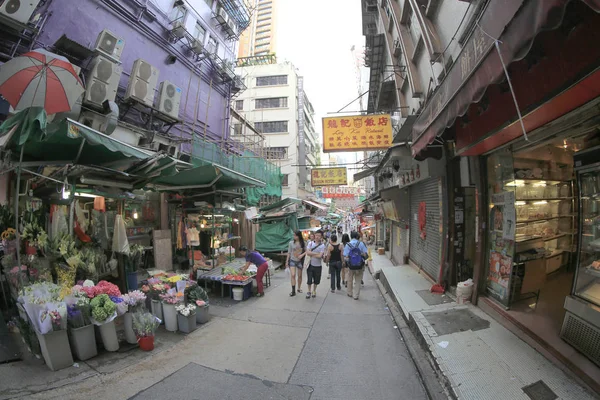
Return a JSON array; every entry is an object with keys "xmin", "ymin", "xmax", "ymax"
[{"xmin": 561, "ymin": 144, "xmax": 600, "ymax": 368}]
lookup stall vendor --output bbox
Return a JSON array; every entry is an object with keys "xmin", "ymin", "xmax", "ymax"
[{"xmin": 239, "ymin": 246, "xmax": 269, "ymax": 297}]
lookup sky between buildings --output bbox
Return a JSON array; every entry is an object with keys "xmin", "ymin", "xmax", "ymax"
[{"xmin": 275, "ymin": 0, "xmax": 365, "ymax": 167}]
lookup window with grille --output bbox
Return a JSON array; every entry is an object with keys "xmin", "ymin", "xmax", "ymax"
[
  {"xmin": 194, "ymin": 22, "xmax": 206, "ymax": 41},
  {"xmin": 233, "ymin": 123, "xmax": 242, "ymax": 135},
  {"xmin": 254, "ymin": 120, "xmax": 288, "ymax": 133},
  {"xmin": 235, "ymin": 100, "xmax": 243, "ymax": 110},
  {"xmin": 255, "ymin": 97, "xmax": 288, "ymax": 109},
  {"xmin": 256, "ymin": 75, "xmax": 288, "ymax": 86},
  {"xmin": 265, "ymin": 147, "xmax": 288, "ymax": 160}
]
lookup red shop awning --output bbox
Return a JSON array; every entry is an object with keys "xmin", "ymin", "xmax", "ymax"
[{"xmin": 410, "ymin": 0, "xmax": 600, "ymax": 157}]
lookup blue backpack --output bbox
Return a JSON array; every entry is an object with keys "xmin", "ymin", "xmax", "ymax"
[{"xmin": 348, "ymin": 243, "xmax": 364, "ymax": 270}]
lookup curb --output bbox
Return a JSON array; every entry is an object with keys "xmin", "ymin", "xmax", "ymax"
[
  {"xmin": 373, "ymin": 273, "xmax": 451, "ymax": 400},
  {"xmin": 376, "ymin": 270, "xmax": 456, "ymax": 400}
]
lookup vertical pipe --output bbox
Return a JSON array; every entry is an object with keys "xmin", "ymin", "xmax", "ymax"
[{"xmin": 14, "ymin": 146, "xmax": 24, "ymax": 294}]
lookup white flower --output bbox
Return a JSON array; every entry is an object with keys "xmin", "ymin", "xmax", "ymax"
[
  {"xmin": 83, "ymin": 280, "xmax": 95, "ymax": 287},
  {"xmin": 175, "ymin": 303, "xmax": 197, "ymax": 317}
]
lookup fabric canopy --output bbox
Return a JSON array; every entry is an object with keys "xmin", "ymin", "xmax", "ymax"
[
  {"xmin": 151, "ymin": 163, "xmax": 265, "ymax": 191},
  {"xmin": 302, "ymin": 199, "xmax": 328, "ymax": 211},
  {"xmin": 410, "ymin": 0, "xmax": 600, "ymax": 156}
]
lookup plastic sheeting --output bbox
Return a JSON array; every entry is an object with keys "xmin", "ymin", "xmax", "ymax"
[{"xmin": 255, "ymin": 215, "xmax": 298, "ymax": 253}]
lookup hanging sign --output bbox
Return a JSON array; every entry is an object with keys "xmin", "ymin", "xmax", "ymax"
[
  {"xmin": 322, "ymin": 114, "xmax": 393, "ymax": 152},
  {"xmin": 310, "ymin": 167, "xmax": 347, "ymax": 186},
  {"xmin": 321, "ymin": 186, "xmax": 359, "ymax": 198}
]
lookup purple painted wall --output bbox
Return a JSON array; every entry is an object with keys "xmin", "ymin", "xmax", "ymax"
[{"xmin": 37, "ymin": 0, "xmax": 235, "ymax": 149}]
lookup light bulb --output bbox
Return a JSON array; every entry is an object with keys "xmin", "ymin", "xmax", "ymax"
[
  {"xmin": 62, "ymin": 189, "xmax": 70, "ymax": 199},
  {"xmin": 133, "ymin": 210, "xmax": 139, "ymax": 219},
  {"xmin": 201, "ymin": 224, "xmax": 205, "ymax": 228}
]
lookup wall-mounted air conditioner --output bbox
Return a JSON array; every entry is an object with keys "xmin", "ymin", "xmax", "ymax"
[
  {"xmin": 156, "ymin": 80, "xmax": 182, "ymax": 120},
  {"xmin": 125, "ymin": 59, "xmax": 159, "ymax": 107},
  {"xmin": 190, "ymin": 38, "xmax": 204, "ymax": 54},
  {"xmin": 227, "ymin": 19, "xmax": 237, "ymax": 35},
  {"xmin": 94, "ymin": 29, "xmax": 125, "ymax": 62},
  {"xmin": 79, "ymin": 111, "xmax": 107, "ymax": 133},
  {"xmin": 216, "ymin": 8, "xmax": 228, "ymax": 24},
  {"xmin": 0, "ymin": 0, "xmax": 40, "ymax": 24},
  {"xmin": 84, "ymin": 55, "xmax": 122, "ymax": 108},
  {"xmin": 171, "ymin": 20, "xmax": 186, "ymax": 39},
  {"xmin": 158, "ymin": 143, "xmax": 178, "ymax": 157}
]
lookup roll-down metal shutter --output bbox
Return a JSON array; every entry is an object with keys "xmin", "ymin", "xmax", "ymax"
[{"xmin": 409, "ymin": 178, "xmax": 444, "ymax": 280}]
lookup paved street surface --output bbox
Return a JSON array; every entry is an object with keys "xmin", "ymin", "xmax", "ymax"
[{"xmin": 1, "ymin": 269, "xmax": 428, "ymax": 400}]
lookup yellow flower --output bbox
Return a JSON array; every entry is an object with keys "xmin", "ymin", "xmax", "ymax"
[{"xmin": 167, "ymin": 276, "xmax": 181, "ymax": 283}]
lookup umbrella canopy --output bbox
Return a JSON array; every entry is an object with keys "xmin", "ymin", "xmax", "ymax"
[{"xmin": 0, "ymin": 49, "xmax": 84, "ymax": 115}]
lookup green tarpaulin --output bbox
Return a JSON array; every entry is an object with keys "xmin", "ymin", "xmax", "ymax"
[
  {"xmin": 151, "ymin": 163, "xmax": 265, "ymax": 190},
  {"xmin": 255, "ymin": 214, "xmax": 299, "ymax": 253}
]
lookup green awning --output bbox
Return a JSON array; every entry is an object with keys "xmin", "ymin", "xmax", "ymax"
[
  {"xmin": 259, "ymin": 197, "xmax": 301, "ymax": 212},
  {"xmin": 151, "ymin": 163, "xmax": 265, "ymax": 191}
]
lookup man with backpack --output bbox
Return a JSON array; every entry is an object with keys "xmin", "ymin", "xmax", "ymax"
[{"xmin": 343, "ymin": 231, "xmax": 368, "ymax": 300}]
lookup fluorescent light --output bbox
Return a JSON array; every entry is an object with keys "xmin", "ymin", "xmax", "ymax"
[
  {"xmin": 533, "ymin": 181, "xmax": 546, "ymax": 187},
  {"xmin": 506, "ymin": 180, "xmax": 525, "ymax": 187},
  {"xmin": 515, "ymin": 201, "xmax": 526, "ymax": 206},
  {"xmin": 64, "ymin": 191, "xmax": 99, "ymax": 199},
  {"xmin": 62, "ymin": 188, "xmax": 70, "ymax": 199},
  {"xmin": 533, "ymin": 200, "xmax": 548, "ymax": 205},
  {"xmin": 133, "ymin": 209, "xmax": 139, "ymax": 219}
]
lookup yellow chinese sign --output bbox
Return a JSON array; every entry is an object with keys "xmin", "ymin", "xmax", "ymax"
[
  {"xmin": 311, "ymin": 167, "xmax": 347, "ymax": 186},
  {"xmin": 322, "ymin": 114, "xmax": 393, "ymax": 152}
]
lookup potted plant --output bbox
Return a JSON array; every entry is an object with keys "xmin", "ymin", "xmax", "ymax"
[
  {"xmin": 90, "ymin": 294, "xmax": 119, "ymax": 352},
  {"xmin": 186, "ymin": 285, "xmax": 210, "ymax": 324},
  {"xmin": 132, "ymin": 311, "xmax": 160, "ymax": 351},
  {"xmin": 159, "ymin": 292, "xmax": 182, "ymax": 332},
  {"xmin": 176, "ymin": 303, "xmax": 197, "ymax": 334},
  {"xmin": 66, "ymin": 292, "xmax": 96, "ymax": 361},
  {"xmin": 124, "ymin": 245, "xmax": 145, "ymax": 291},
  {"xmin": 121, "ymin": 290, "xmax": 147, "ymax": 345}
]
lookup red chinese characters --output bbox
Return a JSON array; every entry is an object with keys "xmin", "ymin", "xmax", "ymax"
[
  {"xmin": 340, "ymin": 119, "xmax": 351, "ymax": 128},
  {"xmin": 327, "ymin": 120, "xmax": 338, "ymax": 129}
]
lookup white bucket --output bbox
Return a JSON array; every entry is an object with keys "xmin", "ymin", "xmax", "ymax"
[{"xmin": 232, "ymin": 287, "xmax": 244, "ymax": 301}]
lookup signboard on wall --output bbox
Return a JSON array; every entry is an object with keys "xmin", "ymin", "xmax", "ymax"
[
  {"xmin": 310, "ymin": 167, "xmax": 347, "ymax": 186},
  {"xmin": 322, "ymin": 114, "xmax": 393, "ymax": 152},
  {"xmin": 382, "ymin": 200, "xmax": 399, "ymax": 222},
  {"xmin": 322, "ymin": 186, "xmax": 359, "ymax": 198}
]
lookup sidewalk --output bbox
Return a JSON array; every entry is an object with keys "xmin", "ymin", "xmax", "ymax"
[{"xmin": 371, "ymin": 252, "xmax": 598, "ymax": 400}]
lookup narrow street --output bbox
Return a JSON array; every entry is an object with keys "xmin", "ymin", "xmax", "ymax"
[{"xmin": 9, "ymin": 268, "xmax": 427, "ymax": 400}]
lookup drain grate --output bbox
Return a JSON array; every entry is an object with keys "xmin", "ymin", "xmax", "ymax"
[{"xmin": 522, "ymin": 380, "xmax": 557, "ymax": 400}]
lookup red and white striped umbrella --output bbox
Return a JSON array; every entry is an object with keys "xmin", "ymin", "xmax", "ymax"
[{"xmin": 0, "ymin": 48, "xmax": 84, "ymax": 115}]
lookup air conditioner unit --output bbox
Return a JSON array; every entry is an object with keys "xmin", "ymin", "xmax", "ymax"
[
  {"xmin": 125, "ymin": 59, "xmax": 159, "ymax": 107},
  {"xmin": 171, "ymin": 20, "xmax": 186, "ymax": 38},
  {"xmin": 190, "ymin": 38, "xmax": 204, "ymax": 54},
  {"xmin": 227, "ymin": 19, "xmax": 237, "ymax": 35},
  {"xmin": 216, "ymin": 8, "xmax": 228, "ymax": 25},
  {"xmin": 158, "ymin": 143, "xmax": 177, "ymax": 157},
  {"xmin": 0, "ymin": 0, "xmax": 40, "ymax": 24},
  {"xmin": 156, "ymin": 80, "xmax": 182, "ymax": 120},
  {"xmin": 79, "ymin": 111, "xmax": 107, "ymax": 133},
  {"xmin": 84, "ymin": 55, "xmax": 122, "ymax": 108},
  {"xmin": 94, "ymin": 29, "xmax": 125, "ymax": 62}
]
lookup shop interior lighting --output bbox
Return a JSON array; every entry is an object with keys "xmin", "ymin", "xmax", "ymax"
[
  {"xmin": 533, "ymin": 181, "xmax": 547, "ymax": 187},
  {"xmin": 533, "ymin": 200, "xmax": 548, "ymax": 205},
  {"xmin": 133, "ymin": 209, "xmax": 139, "ymax": 219},
  {"xmin": 515, "ymin": 201, "xmax": 527, "ymax": 206},
  {"xmin": 63, "ymin": 191, "xmax": 99, "ymax": 199},
  {"xmin": 506, "ymin": 180, "xmax": 525, "ymax": 187}
]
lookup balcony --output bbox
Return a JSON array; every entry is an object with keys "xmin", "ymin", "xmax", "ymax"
[
  {"xmin": 219, "ymin": 0, "xmax": 251, "ymax": 32},
  {"xmin": 366, "ymin": 33, "xmax": 385, "ymax": 113}
]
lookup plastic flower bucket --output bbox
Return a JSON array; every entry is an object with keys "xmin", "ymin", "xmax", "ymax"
[{"xmin": 137, "ymin": 335, "xmax": 154, "ymax": 351}]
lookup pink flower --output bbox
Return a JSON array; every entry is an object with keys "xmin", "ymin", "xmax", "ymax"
[{"xmin": 95, "ymin": 280, "xmax": 121, "ymax": 297}]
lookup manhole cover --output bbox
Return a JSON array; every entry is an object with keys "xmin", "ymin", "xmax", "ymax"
[{"xmin": 522, "ymin": 380, "xmax": 557, "ymax": 400}]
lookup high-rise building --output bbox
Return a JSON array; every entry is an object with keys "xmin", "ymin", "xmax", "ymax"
[
  {"xmin": 238, "ymin": 0, "xmax": 278, "ymax": 58},
  {"xmin": 231, "ymin": 62, "xmax": 319, "ymax": 200}
]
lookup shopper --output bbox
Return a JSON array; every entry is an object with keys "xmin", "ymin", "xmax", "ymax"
[
  {"xmin": 307, "ymin": 232, "xmax": 315, "ymax": 249},
  {"xmin": 286, "ymin": 231, "xmax": 305, "ymax": 297},
  {"xmin": 239, "ymin": 246, "xmax": 269, "ymax": 297},
  {"xmin": 341, "ymin": 233, "xmax": 351, "ymax": 287},
  {"xmin": 326, "ymin": 234, "xmax": 343, "ymax": 293},
  {"xmin": 305, "ymin": 230, "xmax": 326, "ymax": 299},
  {"xmin": 343, "ymin": 231, "xmax": 368, "ymax": 300}
]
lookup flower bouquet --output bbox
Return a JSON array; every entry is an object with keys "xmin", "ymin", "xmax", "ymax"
[
  {"xmin": 21, "ymin": 220, "xmax": 48, "ymax": 254},
  {"xmin": 66, "ymin": 295, "xmax": 97, "ymax": 361},
  {"xmin": 148, "ymin": 282, "xmax": 169, "ymax": 323},
  {"xmin": 175, "ymin": 303, "xmax": 197, "ymax": 333},
  {"xmin": 159, "ymin": 292, "xmax": 183, "ymax": 332},
  {"xmin": 132, "ymin": 311, "xmax": 160, "ymax": 351},
  {"xmin": 89, "ymin": 294, "xmax": 119, "ymax": 352},
  {"xmin": 186, "ymin": 285, "xmax": 210, "ymax": 324},
  {"xmin": 20, "ymin": 282, "xmax": 72, "ymax": 370},
  {"xmin": 122, "ymin": 290, "xmax": 147, "ymax": 344}
]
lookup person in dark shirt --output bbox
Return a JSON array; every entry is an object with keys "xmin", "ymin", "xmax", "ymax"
[{"xmin": 239, "ymin": 246, "xmax": 269, "ymax": 297}]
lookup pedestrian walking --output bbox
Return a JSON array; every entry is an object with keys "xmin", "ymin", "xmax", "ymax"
[
  {"xmin": 343, "ymin": 231, "xmax": 368, "ymax": 300},
  {"xmin": 341, "ymin": 233, "xmax": 350, "ymax": 287},
  {"xmin": 326, "ymin": 234, "xmax": 343, "ymax": 293},
  {"xmin": 307, "ymin": 232, "xmax": 315, "ymax": 250},
  {"xmin": 239, "ymin": 246, "xmax": 269, "ymax": 297},
  {"xmin": 286, "ymin": 231, "xmax": 305, "ymax": 296},
  {"xmin": 305, "ymin": 230, "xmax": 326, "ymax": 299}
]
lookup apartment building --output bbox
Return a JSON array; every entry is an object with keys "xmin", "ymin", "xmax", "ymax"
[
  {"xmin": 232, "ymin": 62, "xmax": 319, "ymax": 200},
  {"xmin": 238, "ymin": 0, "xmax": 278, "ymax": 58}
]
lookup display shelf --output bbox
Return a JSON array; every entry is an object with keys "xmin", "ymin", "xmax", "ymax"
[
  {"xmin": 517, "ymin": 215, "xmax": 576, "ymax": 224},
  {"xmin": 585, "ymin": 266, "xmax": 600, "ymax": 279}
]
